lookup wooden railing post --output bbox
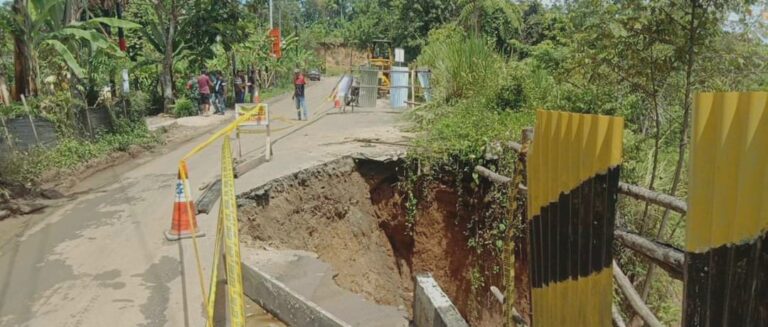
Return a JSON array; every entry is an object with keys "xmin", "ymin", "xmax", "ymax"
[{"xmin": 613, "ymin": 262, "xmax": 663, "ymax": 327}]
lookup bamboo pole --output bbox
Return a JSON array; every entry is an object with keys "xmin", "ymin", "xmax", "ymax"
[
  {"xmin": 613, "ymin": 262, "xmax": 664, "ymax": 327},
  {"xmin": 20, "ymin": 95, "xmax": 39, "ymax": 145},
  {"xmin": 489, "ymin": 286, "xmax": 529, "ymax": 327},
  {"xmin": 475, "ymin": 163, "xmax": 686, "ymax": 214},
  {"xmin": 410, "ymin": 68, "xmax": 415, "ymax": 106},
  {"xmin": 475, "ymin": 165, "xmax": 512, "ymax": 184},
  {"xmin": 614, "ymin": 230, "xmax": 684, "ymax": 280},
  {"xmin": 613, "ymin": 305, "xmax": 628, "ymax": 327},
  {"xmin": 618, "ymin": 182, "xmax": 687, "ymax": 214},
  {"xmin": 0, "ymin": 116, "xmax": 14, "ymax": 151},
  {"xmin": 84, "ymin": 106, "xmax": 94, "ymax": 138}
]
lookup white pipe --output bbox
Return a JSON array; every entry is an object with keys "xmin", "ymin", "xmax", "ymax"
[{"xmin": 269, "ymin": 0, "xmax": 274, "ymax": 28}]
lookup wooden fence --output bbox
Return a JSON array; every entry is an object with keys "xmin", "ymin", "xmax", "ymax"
[{"xmin": 479, "ymin": 91, "xmax": 768, "ymax": 327}]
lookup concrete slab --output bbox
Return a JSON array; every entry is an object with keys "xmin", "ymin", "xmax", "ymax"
[
  {"xmin": 413, "ymin": 273, "xmax": 469, "ymax": 327},
  {"xmin": 241, "ymin": 248, "xmax": 409, "ymax": 327}
]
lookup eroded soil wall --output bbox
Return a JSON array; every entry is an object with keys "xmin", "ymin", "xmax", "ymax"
[{"xmin": 238, "ymin": 157, "xmax": 521, "ymax": 326}]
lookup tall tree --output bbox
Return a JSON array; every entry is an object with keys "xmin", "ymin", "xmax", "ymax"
[
  {"xmin": 12, "ymin": 0, "xmax": 36, "ymax": 99},
  {"xmin": 156, "ymin": 0, "xmax": 179, "ymax": 112}
]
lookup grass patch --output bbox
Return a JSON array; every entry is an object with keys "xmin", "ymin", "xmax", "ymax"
[
  {"xmin": 409, "ymin": 101, "xmax": 535, "ymax": 167},
  {"xmin": 260, "ymin": 84, "xmax": 293, "ymax": 101},
  {"xmin": 0, "ymin": 122, "xmax": 159, "ymax": 185}
]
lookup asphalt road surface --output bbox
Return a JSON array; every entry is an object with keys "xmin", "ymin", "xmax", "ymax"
[{"xmin": 0, "ymin": 77, "xmax": 408, "ymax": 327}]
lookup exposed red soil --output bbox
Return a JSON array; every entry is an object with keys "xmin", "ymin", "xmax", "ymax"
[{"xmin": 239, "ymin": 157, "xmax": 529, "ymax": 326}]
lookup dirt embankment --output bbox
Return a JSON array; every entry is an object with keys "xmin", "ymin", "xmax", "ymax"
[
  {"xmin": 239, "ymin": 157, "xmax": 527, "ymax": 326},
  {"xmin": 316, "ymin": 44, "xmax": 367, "ymax": 72}
]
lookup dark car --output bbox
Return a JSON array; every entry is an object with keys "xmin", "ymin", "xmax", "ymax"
[{"xmin": 307, "ymin": 69, "xmax": 321, "ymax": 81}]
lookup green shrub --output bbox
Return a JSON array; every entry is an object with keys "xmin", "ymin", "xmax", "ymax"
[
  {"xmin": 417, "ymin": 31, "xmax": 503, "ymax": 103},
  {"xmin": 173, "ymin": 97, "xmax": 197, "ymax": 117},
  {"xmin": 0, "ymin": 124, "xmax": 158, "ymax": 184},
  {"xmin": 127, "ymin": 91, "xmax": 151, "ymax": 120}
]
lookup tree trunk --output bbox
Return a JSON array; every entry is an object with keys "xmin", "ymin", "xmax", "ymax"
[
  {"xmin": 12, "ymin": 0, "xmax": 37, "ymax": 100},
  {"xmin": 161, "ymin": 1, "xmax": 176, "ymax": 113},
  {"xmin": 0, "ymin": 73, "xmax": 10, "ymax": 106},
  {"xmin": 632, "ymin": 1, "xmax": 700, "ymax": 326},
  {"xmin": 63, "ymin": 0, "xmax": 82, "ymax": 24}
]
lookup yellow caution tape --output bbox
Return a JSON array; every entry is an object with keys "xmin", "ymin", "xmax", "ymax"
[
  {"xmin": 180, "ymin": 96, "xmax": 335, "ymax": 325},
  {"xmin": 205, "ymin": 205, "xmax": 225, "ymax": 327},
  {"xmin": 182, "ymin": 104, "xmax": 267, "ymax": 161},
  {"xmin": 220, "ymin": 137, "xmax": 246, "ymax": 326},
  {"xmin": 177, "ymin": 160, "xmax": 211, "ymax": 324}
]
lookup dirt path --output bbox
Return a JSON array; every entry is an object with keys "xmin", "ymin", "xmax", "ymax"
[{"xmin": 0, "ymin": 77, "xmax": 409, "ymax": 327}]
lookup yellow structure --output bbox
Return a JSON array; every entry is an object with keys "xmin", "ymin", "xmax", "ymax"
[
  {"xmin": 367, "ymin": 39, "xmax": 393, "ymax": 90},
  {"xmin": 685, "ymin": 92, "xmax": 768, "ymax": 326},
  {"xmin": 527, "ymin": 110, "xmax": 624, "ymax": 327}
]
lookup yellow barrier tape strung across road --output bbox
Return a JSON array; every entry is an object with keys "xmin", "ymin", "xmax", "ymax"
[
  {"xmin": 220, "ymin": 136, "xmax": 246, "ymax": 326},
  {"xmin": 177, "ymin": 160, "xmax": 211, "ymax": 321},
  {"xmin": 205, "ymin": 204, "xmax": 225, "ymax": 327},
  {"xmin": 182, "ymin": 104, "xmax": 267, "ymax": 161}
]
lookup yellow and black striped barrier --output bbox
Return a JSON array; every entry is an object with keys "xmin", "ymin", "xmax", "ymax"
[
  {"xmin": 684, "ymin": 92, "xmax": 768, "ymax": 326},
  {"xmin": 527, "ymin": 110, "xmax": 623, "ymax": 327}
]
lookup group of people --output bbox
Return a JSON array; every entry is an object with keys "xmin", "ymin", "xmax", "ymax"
[
  {"xmin": 186, "ymin": 68, "xmax": 310, "ymax": 121},
  {"xmin": 187, "ymin": 69, "xmax": 227, "ymax": 116}
]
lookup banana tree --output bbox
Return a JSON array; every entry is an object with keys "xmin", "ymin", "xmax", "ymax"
[
  {"xmin": 133, "ymin": 0, "xmax": 194, "ymax": 112},
  {"xmin": 11, "ymin": 0, "xmax": 139, "ymax": 100}
]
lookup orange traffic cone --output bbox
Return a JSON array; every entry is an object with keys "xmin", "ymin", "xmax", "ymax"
[
  {"xmin": 334, "ymin": 96, "xmax": 341, "ymax": 109},
  {"xmin": 165, "ymin": 163, "xmax": 205, "ymax": 241}
]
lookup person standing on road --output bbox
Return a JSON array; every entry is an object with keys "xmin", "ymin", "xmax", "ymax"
[
  {"xmin": 213, "ymin": 71, "xmax": 226, "ymax": 114},
  {"xmin": 247, "ymin": 68, "xmax": 257, "ymax": 103},
  {"xmin": 234, "ymin": 71, "xmax": 245, "ymax": 104},
  {"xmin": 197, "ymin": 69, "xmax": 214, "ymax": 116},
  {"xmin": 185, "ymin": 73, "xmax": 199, "ymax": 106},
  {"xmin": 292, "ymin": 69, "xmax": 308, "ymax": 121}
]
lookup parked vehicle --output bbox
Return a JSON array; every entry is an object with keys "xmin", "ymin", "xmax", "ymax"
[{"xmin": 308, "ymin": 69, "xmax": 321, "ymax": 81}]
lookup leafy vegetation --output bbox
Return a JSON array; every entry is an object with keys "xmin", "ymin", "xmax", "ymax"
[
  {"xmin": 0, "ymin": 121, "xmax": 157, "ymax": 184},
  {"xmin": 0, "ymin": 0, "xmax": 327, "ymax": 188},
  {"xmin": 172, "ymin": 97, "xmax": 195, "ymax": 118},
  {"xmin": 392, "ymin": 0, "xmax": 768, "ymax": 325},
  {"xmin": 0, "ymin": 0, "xmax": 767, "ymax": 323}
]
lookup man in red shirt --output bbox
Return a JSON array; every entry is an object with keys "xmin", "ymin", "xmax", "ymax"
[
  {"xmin": 292, "ymin": 69, "xmax": 308, "ymax": 120},
  {"xmin": 197, "ymin": 69, "xmax": 214, "ymax": 116}
]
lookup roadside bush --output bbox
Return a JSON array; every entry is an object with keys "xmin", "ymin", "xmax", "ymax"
[
  {"xmin": 417, "ymin": 31, "xmax": 503, "ymax": 103},
  {"xmin": 173, "ymin": 97, "xmax": 197, "ymax": 117},
  {"xmin": 126, "ymin": 91, "xmax": 151, "ymax": 120},
  {"xmin": 410, "ymin": 100, "xmax": 534, "ymax": 167},
  {"xmin": 0, "ymin": 124, "xmax": 158, "ymax": 184}
]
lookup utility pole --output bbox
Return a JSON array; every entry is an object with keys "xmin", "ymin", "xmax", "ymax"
[
  {"xmin": 269, "ymin": 0, "xmax": 274, "ymax": 28},
  {"xmin": 278, "ymin": 1, "xmax": 282, "ymax": 34}
]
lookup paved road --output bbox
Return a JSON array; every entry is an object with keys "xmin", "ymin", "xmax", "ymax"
[{"xmin": 0, "ymin": 77, "xmax": 408, "ymax": 327}]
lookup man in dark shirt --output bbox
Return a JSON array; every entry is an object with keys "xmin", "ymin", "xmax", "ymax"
[
  {"xmin": 197, "ymin": 69, "xmax": 213, "ymax": 116},
  {"xmin": 211, "ymin": 71, "xmax": 226, "ymax": 115},
  {"xmin": 234, "ymin": 71, "xmax": 245, "ymax": 104},
  {"xmin": 292, "ymin": 69, "xmax": 308, "ymax": 120}
]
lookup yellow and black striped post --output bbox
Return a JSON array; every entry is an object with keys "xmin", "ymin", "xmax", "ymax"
[
  {"xmin": 527, "ymin": 110, "xmax": 623, "ymax": 327},
  {"xmin": 684, "ymin": 92, "xmax": 768, "ymax": 326}
]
